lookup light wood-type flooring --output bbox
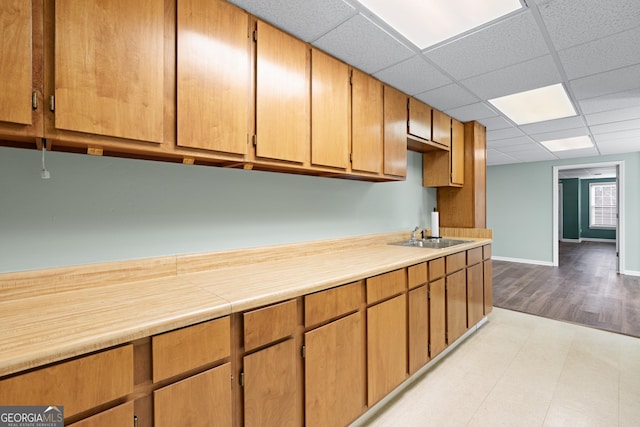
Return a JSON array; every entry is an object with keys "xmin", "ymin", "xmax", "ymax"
[{"xmin": 493, "ymin": 241, "xmax": 640, "ymax": 338}]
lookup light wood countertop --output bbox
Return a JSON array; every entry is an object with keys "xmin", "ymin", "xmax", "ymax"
[{"xmin": 0, "ymin": 231, "xmax": 490, "ymax": 377}]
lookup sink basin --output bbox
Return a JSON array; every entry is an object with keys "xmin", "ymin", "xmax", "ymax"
[{"xmin": 389, "ymin": 238, "xmax": 472, "ymax": 249}]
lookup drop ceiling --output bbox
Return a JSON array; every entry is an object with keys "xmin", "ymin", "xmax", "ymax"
[{"xmin": 228, "ymin": 0, "xmax": 640, "ymax": 166}]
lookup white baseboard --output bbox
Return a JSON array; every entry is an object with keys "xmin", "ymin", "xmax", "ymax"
[
  {"xmin": 580, "ymin": 238, "xmax": 616, "ymax": 243},
  {"xmin": 491, "ymin": 256, "xmax": 554, "ymax": 266},
  {"xmin": 560, "ymin": 238, "xmax": 581, "ymax": 243},
  {"xmin": 622, "ymin": 269, "xmax": 640, "ymax": 277}
]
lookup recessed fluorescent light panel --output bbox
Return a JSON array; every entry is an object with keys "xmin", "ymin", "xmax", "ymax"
[
  {"xmin": 540, "ymin": 135, "xmax": 593, "ymax": 152},
  {"xmin": 358, "ymin": 0, "xmax": 523, "ymax": 49},
  {"xmin": 488, "ymin": 84, "xmax": 577, "ymax": 125}
]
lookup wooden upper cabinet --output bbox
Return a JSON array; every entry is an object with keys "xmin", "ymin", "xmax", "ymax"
[
  {"xmin": 52, "ymin": 0, "xmax": 165, "ymax": 143},
  {"xmin": 351, "ymin": 69, "xmax": 383, "ymax": 174},
  {"xmin": 255, "ymin": 21, "xmax": 309, "ymax": 164},
  {"xmin": 450, "ymin": 118, "xmax": 464, "ymax": 185},
  {"xmin": 0, "ymin": 0, "xmax": 43, "ymax": 138},
  {"xmin": 431, "ymin": 109, "xmax": 451, "ymax": 148},
  {"xmin": 177, "ymin": 0, "xmax": 250, "ymax": 155},
  {"xmin": 407, "ymin": 98, "xmax": 431, "ymax": 141},
  {"xmin": 311, "ymin": 49, "xmax": 349, "ymax": 169},
  {"xmin": 383, "ymin": 85, "xmax": 407, "ymax": 178}
]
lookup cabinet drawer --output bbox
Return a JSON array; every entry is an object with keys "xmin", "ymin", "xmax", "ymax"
[
  {"xmin": 244, "ymin": 299, "xmax": 297, "ymax": 352},
  {"xmin": 68, "ymin": 401, "xmax": 134, "ymax": 427},
  {"xmin": 446, "ymin": 251, "xmax": 466, "ymax": 274},
  {"xmin": 152, "ymin": 316, "xmax": 230, "ymax": 383},
  {"xmin": 467, "ymin": 247, "xmax": 483, "ymax": 266},
  {"xmin": 428, "ymin": 258, "xmax": 445, "ymax": 281},
  {"xmin": 0, "ymin": 345, "xmax": 133, "ymax": 418},
  {"xmin": 408, "ymin": 263, "xmax": 427, "ymax": 289},
  {"xmin": 483, "ymin": 244, "xmax": 492, "ymax": 260},
  {"xmin": 366, "ymin": 269, "xmax": 406, "ymax": 304},
  {"xmin": 305, "ymin": 281, "xmax": 363, "ymax": 328}
]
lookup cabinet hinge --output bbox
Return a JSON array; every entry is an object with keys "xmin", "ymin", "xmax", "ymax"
[
  {"xmin": 240, "ymin": 371, "xmax": 244, "ymax": 387},
  {"xmin": 349, "ymin": 153, "xmax": 353, "ymax": 163},
  {"xmin": 252, "ymin": 134, "xmax": 257, "ymax": 147},
  {"xmin": 133, "ymin": 415, "xmax": 138, "ymax": 427},
  {"xmin": 428, "ymin": 343, "xmax": 431, "ymax": 354},
  {"xmin": 349, "ymin": 69, "xmax": 353, "ymax": 86},
  {"xmin": 49, "ymin": 95, "xmax": 55, "ymax": 112},
  {"xmin": 301, "ymin": 345, "xmax": 306, "ymax": 358},
  {"xmin": 253, "ymin": 28, "xmax": 257, "ymax": 42},
  {"xmin": 231, "ymin": 374, "xmax": 234, "ymax": 389},
  {"xmin": 32, "ymin": 92, "xmax": 38, "ymax": 110}
]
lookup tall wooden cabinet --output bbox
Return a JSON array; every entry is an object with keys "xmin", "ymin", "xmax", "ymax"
[
  {"xmin": 383, "ymin": 85, "xmax": 408, "ymax": 178},
  {"xmin": 255, "ymin": 21, "xmax": 309, "ymax": 164},
  {"xmin": 351, "ymin": 69, "xmax": 383, "ymax": 174},
  {"xmin": 49, "ymin": 0, "xmax": 166, "ymax": 143},
  {"xmin": 176, "ymin": 0, "xmax": 250, "ymax": 155},
  {"xmin": 0, "ymin": 0, "xmax": 44, "ymax": 139}
]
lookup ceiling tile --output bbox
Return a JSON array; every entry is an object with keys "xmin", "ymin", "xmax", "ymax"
[
  {"xmin": 444, "ymin": 102, "xmax": 497, "ymax": 122},
  {"xmin": 596, "ymin": 138, "xmax": 640, "ymax": 154},
  {"xmin": 520, "ymin": 116, "xmax": 585, "ymax": 135},
  {"xmin": 578, "ymin": 89, "xmax": 640, "ymax": 114},
  {"xmin": 228, "ymin": 0, "xmax": 356, "ymax": 42},
  {"xmin": 593, "ymin": 128, "xmax": 640, "ymax": 141},
  {"xmin": 487, "ymin": 149, "xmax": 519, "ymax": 165},
  {"xmin": 414, "ymin": 83, "xmax": 478, "ymax": 112},
  {"xmin": 538, "ymin": 0, "xmax": 640, "ymax": 50},
  {"xmin": 477, "ymin": 116, "xmax": 513, "ymax": 130},
  {"xmin": 423, "ymin": 11, "xmax": 549, "ymax": 80},
  {"xmin": 373, "ymin": 56, "xmax": 451, "ymax": 95},
  {"xmin": 585, "ymin": 106, "xmax": 640, "ymax": 126},
  {"xmin": 558, "ymin": 26, "xmax": 640, "ymax": 80},
  {"xmin": 486, "ymin": 127, "xmax": 525, "ymax": 141},
  {"xmin": 507, "ymin": 149, "xmax": 558, "ymax": 162},
  {"xmin": 497, "ymin": 142, "xmax": 543, "ymax": 153},
  {"xmin": 569, "ymin": 64, "xmax": 640, "ymax": 100},
  {"xmin": 589, "ymin": 118, "xmax": 640, "ymax": 134},
  {"xmin": 461, "ymin": 55, "xmax": 562, "ymax": 100},
  {"xmin": 530, "ymin": 127, "xmax": 590, "ymax": 142},
  {"xmin": 487, "ymin": 136, "xmax": 535, "ymax": 148},
  {"xmin": 313, "ymin": 14, "xmax": 415, "ymax": 74}
]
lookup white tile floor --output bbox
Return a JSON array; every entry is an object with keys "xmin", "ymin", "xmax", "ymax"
[{"xmin": 358, "ymin": 308, "xmax": 640, "ymax": 427}]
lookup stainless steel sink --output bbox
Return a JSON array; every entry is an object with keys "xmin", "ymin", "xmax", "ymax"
[{"xmin": 389, "ymin": 238, "xmax": 472, "ymax": 249}]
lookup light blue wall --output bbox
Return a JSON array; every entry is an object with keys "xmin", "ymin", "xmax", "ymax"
[
  {"xmin": 0, "ymin": 147, "xmax": 435, "ymax": 273},
  {"xmin": 487, "ymin": 152, "xmax": 640, "ymax": 273}
]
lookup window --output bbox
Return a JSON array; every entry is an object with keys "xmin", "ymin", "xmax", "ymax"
[{"xmin": 589, "ymin": 182, "xmax": 617, "ymax": 228}]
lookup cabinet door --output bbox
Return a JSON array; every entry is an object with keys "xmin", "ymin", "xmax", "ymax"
[
  {"xmin": 311, "ymin": 49, "xmax": 349, "ymax": 169},
  {"xmin": 408, "ymin": 285, "xmax": 429, "ymax": 374},
  {"xmin": 0, "ymin": 0, "xmax": 43, "ymax": 137},
  {"xmin": 244, "ymin": 338, "xmax": 300, "ymax": 427},
  {"xmin": 351, "ymin": 69, "xmax": 383, "ymax": 173},
  {"xmin": 383, "ymin": 85, "xmax": 407, "ymax": 177},
  {"xmin": 255, "ymin": 21, "xmax": 309, "ymax": 163},
  {"xmin": 432, "ymin": 109, "xmax": 451, "ymax": 148},
  {"xmin": 429, "ymin": 278, "xmax": 446, "ymax": 358},
  {"xmin": 305, "ymin": 312, "xmax": 365, "ymax": 427},
  {"xmin": 446, "ymin": 269, "xmax": 467, "ymax": 344},
  {"xmin": 484, "ymin": 259, "xmax": 493, "ymax": 315},
  {"xmin": 177, "ymin": 0, "xmax": 249, "ymax": 155},
  {"xmin": 53, "ymin": 0, "xmax": 165, "ymax": 143},
  {"xmin": 69, "ymin": 401, "xmax": 133, "ymax": 427},
  {"xmin": 451, "ymin": 118, "xmax": 464, "ymax": 185},
  {"xmin": 467, "ymin": 263, "xmax": 484, "ymax": 327},
  {"xmin": 154, "ymin": 364, "xmax": 232, "ymax": 427},
  {"xmin": 408, "ymin": 98, "xmax": 431, "ymax": 141},
  {"xmin": 367, "ymin": 294, "xmax": 407, "ymax": 405}
]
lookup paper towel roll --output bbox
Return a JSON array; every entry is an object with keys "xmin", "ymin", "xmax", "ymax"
[{"xmin": 431, "ymin": 211, "xmax": 440, "ymax": 238}]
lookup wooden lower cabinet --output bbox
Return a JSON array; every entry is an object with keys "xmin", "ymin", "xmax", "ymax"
[
  {"xmin": 429, "ymin": 278, "xmax": 447, "ymax": 358},
  {"xmin": 154, "ymin": 364, "xmax": 232, "ymax": 427},
  {"xmin": 408, "ymin": 285, "xmax": 429, "ymax": 374},
  {"xmin": 305, "ymin": 312, "xmax": 365, "ymax": 427},
  {"xmin": 446, "ymin": 269, "xmax": 467, "ymax": 344},
  {"xmin": 68, "ymin": 401, "xmax": 134, "ymax": 427},
  {"xmin": 367, "ymin": 294, "xmax": 407, "ymax": 405},
  {"xmin": 467, "ymin": 263, "xmax": 484, "ymax": 328},
  {"xmin": 243, "ymin": 338, "xmax": 300, "ymax": 427},
  {"xmin": 484, "ymin": 259, "xmax": 493, "ymax": 315}
]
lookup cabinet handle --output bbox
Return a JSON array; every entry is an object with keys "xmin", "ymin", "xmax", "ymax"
[
  {"xmin": 32, "ymin": 92, "xmax": 38, "ymax": 110},
  {"xmin": 134, "ymin": 415, "xmax": 138, "ymax": 427},
  {"xmin": 49, "ymin": 95, "xmax": 55, "ymax": 112}
]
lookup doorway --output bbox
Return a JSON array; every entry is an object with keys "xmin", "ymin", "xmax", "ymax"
[{"xmin": 552, "ymin": 161, "xmax": 624, "ymax": 273}]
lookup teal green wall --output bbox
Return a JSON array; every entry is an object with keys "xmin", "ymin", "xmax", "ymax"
[
  {"xmin": 487, "ymin": 152, "xmax": 640, "ymax": 273},
  {"xmin": 560, "ymin": 178, "xmax": 580, "ymax": 240},
  {"xmin": 0, "ymin": 148, "xmax": 436, "ymax": 273},
  {"xmin": 580, "ymin": 178, "xmax": 616, "ymax": 240}
]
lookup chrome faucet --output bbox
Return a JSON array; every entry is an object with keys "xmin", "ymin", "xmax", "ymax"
[{"xmin": 411, "ymin": 226, "xmax": 420, "ymax": 241}]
